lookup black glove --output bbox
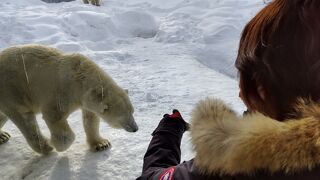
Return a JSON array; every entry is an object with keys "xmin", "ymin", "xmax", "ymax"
[
  {"xmin": 162, "ymin": 109, "xmax": 190, "ymax": 131},
  {"xmin": 152, "ymin": 109, "xmax": 190, "ymax": 137}
]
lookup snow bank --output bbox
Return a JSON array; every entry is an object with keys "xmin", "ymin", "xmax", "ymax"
[
  {"xmin": 113, "ymin": 11, "xmax": 159, "ymax": 38},
  {"xmin": 154, "ymin": 0, "xmax": 264, "ymax": 77},
  {"xmin": 155, "ymin": 12, "xmax": 202, "ymax": 43},
  {"xmin": 0, "ymin": 1, "xmax": 159, "ymax": 52}
]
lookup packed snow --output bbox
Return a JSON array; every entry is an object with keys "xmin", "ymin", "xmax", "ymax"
[{"xmin": 0, "ymin": 0, "xmax": 265, "ymax": 179}]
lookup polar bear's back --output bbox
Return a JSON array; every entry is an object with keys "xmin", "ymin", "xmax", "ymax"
[
  {"xmin": 0, "ymin": 44, "xmax": 63, "ymax": 65},
  {"xmin": 0, "ymin": 44, "xmax": 78, "ymax": 110},
  {"xmin": 0, "ymin": 45, "xmax": 66, "ymax": 86}
]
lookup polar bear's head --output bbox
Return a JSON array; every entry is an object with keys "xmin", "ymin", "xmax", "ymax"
[{"xmin": 83, "ymin": 87, "xmax": 138, "ymax": 132}]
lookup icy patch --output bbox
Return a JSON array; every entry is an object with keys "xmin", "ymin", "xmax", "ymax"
[
  {"xmin": 125, "ymin": 0, "xmax": 185, "ymax": 10},
  {"xmin": 0, "ymin": 16, "xmax": 35, "ymax": 47},
  {"xmin": 85, "ymin": 41, "xmax": 115, "ymax": 51},
  {"xmin": 41, "ymin": 0, "xmax": 75, "ymax": 3},
  {"xmin": 146, "ymin": 93, "xmax": 158, "ymax": 102},
  {"xmin": 56, "ymin": 42, "xmax": 82, "ymax": 52},
  {"xmin": 61, "ymin": 11, "xmax": 115, "ymax": 42},
  {"xmin": 190, "ymin": 3, "xmax": 263, "ymax": 78},
  {"xmin": 155, "ymin": 13, "xmax": 202, "ymax": 43},
  {"xmin": 29, "ymin": 24, "xmax": 60, "ymax": 38},
  {"xmin": 194, "ymin": 24, "xmax": 240, "ymax": 78},
  {"xmin": 113, "ymin": 11, "xmax": 159, "ymax": 38}
]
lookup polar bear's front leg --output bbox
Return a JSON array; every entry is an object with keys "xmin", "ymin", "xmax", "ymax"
[
  {"xmin": 91, "ymin": 0, "xmax": 100, "ymax": 6},
  {"xmin": 0, "ymin": 112, "xmax": 10, "ymax": 144},
  {"xmin": 42, "ymin": 109, "xmax": 75, "ymax": 152},
  {"xmin": 82, "ymin": 109, "xmax": 110, "ymax": 151},
  {"xmin": 9, "ymin": 112, "xmax": 53, "ymax": 154}
]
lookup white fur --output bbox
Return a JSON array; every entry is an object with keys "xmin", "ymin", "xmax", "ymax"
[{"xmin": 0, "ymin": 44, "xmax": 138, "ymax": 154}]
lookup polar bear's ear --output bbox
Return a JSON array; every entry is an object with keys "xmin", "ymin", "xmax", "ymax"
[
  {"xmin": 100, "ymin": 104, "xmax": 109, "ymax": 114},
  {"xmin": 124, "ymin": 89, "xmax": 129, "ymax": 94}
]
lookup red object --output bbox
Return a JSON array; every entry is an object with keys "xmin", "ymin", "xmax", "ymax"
[
  {"xmin": 159, "ymin": 167, "xmax": 176, "ymax": 180},
  {"xmin": 168, "ymin": 111, "xmax": 182, "ymax": 119}
]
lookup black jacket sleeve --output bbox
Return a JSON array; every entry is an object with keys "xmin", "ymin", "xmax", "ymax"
[{"xmin": 137, "ymin": 114, "xmax": 187, "ymax": 180}]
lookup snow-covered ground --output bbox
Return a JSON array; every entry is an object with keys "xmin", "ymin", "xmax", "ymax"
[{"xmin": 0, "ymin": 0, "xmax": 264, "ymax": 179}]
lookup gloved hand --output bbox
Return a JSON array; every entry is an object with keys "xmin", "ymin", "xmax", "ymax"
[
  {"xmin": 152, "ymin": 109, "xmax": 190, "ymax": 136},
  {"xmin": 162, "ymin": 109, "xmax": 190, "ymax": 131}
]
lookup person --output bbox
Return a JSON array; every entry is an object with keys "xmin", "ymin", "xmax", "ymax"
[{"xmin": 137, "ymin": 0, "xmax": 320, "ymax": 179}]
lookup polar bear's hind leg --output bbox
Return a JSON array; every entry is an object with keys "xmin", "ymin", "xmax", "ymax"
[
  {"xmin": 0, "ymin": 112, "xmax": 10, "ymax": 145},
  {"xmin": 82, "ymin": 109, "xmax": 111, "ymax": 151},
  {"xmin": 10, "ymin": 111, "xmax": 53, "ymax": 154}
]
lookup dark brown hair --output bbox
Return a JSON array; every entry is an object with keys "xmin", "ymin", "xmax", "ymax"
[{"xmin": 235, "ymin": 0, "xmax": 320, "ymax": 120}]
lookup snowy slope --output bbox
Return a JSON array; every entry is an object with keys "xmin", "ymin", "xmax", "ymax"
[{"xmin": 0, "ymin": 0, "xmax": 264, "ymax": 179}]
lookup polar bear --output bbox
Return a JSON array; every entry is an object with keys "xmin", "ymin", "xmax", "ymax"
[
  {"xmin": 0, "ymin": 44, "xmax": 138, "ymax": 154},
  {"xmin": 83, "ymin": 0, "xmax": 100, "ymax": 6}
]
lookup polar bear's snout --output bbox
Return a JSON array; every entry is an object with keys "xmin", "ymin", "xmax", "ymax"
[
  {"xmin": 124, "ymin": 118, "xmax": 139, "ymax": 132},
  {"xmin": 103, "ymin": 113, "xmax": 138, "ymax": 132}
]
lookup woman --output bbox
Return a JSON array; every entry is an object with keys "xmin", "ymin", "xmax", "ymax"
[{"xmin": 137, "ymin": 0, "xmax": 320, "ymax": 179}]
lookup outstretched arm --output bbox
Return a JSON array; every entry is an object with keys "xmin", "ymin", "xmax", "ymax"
[{"xmin": 138, "ymin": 110, "xmax": 189, "ymax": 179}]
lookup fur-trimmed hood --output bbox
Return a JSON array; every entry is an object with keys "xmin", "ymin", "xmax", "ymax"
[{"xmin": 191, "ymin": 98, "xmax": 320, "ymax": 175}]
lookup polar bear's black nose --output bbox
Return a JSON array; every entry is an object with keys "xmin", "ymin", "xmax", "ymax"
[
  {"xmin": 132, "ymin": 126, "xmax": 138, "ymax": 132},
  {"xmin": 125, "ymin": 122, "xmax": 139, "ymax": 132},
  {"xmin": 129, "ymin": 124, "xmax": 139, "ymax": 132}
]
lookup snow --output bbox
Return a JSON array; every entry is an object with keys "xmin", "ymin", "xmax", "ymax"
[{"xmin": 0, "ymin": 0, "xmax": 265, "ymax": 179}]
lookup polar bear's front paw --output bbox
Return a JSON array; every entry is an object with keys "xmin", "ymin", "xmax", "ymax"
[
  {"xmin": 0, "ymin": 131, "xmax": 10, "ymax": 144},
  {"xmin": 89, "ymin": 138, "xmax": 111, "ymax": 151},
  {"xmin": 51, "ymin": 131, "xmax": 75, "ymax": 152}
]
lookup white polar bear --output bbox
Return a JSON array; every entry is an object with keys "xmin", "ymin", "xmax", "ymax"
[{"xmin": 0, "ymin": 44, "xmax": 138, "ymax": 154}]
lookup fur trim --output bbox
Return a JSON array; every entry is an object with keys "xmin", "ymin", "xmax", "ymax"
[{"xmin": 191, "ymin": 98, "xmax": 320, "ymax": 175}]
